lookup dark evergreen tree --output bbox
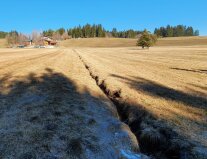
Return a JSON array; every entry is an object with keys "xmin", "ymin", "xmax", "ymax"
[
  {"xmin": 194, "ymin": 30, "xmax": 199, "ymax": 36},
  {"xmin": 112, "ymin": 28, "xmax": 118, "ymax": 37},
  {"xmin": 91, "ymin": 25, "xmax": 96, "ymax": 37},
  {"xmin": 185, "ymin": 27, "xmax": 194, "ymax": 36},
  {"xmin": 57, "ymin": 28, "xmax": 65, "ymax": 36},
  {"xmin": 166, "ymin": 25, "xmax": 173, "ymax": 37},
  {"xmin": 0, "ymin": 31, "xmax": 8, "ymax": 39},
  {"xmin": 43, "ymin": 29, "xmax": 54, "ymax": 37}
]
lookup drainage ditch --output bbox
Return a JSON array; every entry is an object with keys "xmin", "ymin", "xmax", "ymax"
[{"xmin": 76, "ymin": 51, "xmax": 195, "ymax": 159}]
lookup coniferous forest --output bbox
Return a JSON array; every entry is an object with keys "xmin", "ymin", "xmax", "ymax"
[
  {"xmin": 0, "ymin": 24, "xmax": 199, "ymax": 39},
  {"xmin": 154, "ymin": 25, "xmax": 199, "ymax": 37}
]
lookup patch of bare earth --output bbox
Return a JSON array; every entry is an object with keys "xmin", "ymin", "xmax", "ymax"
[
  {"xmin": 0, "ymin": 49, "xmax": 148, "ymax": 159},
  {"xmin": 76, "ymin": 46, "xmax": 207, "ymax": 159}
]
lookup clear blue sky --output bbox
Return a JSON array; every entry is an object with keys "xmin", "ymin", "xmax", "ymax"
[{"xmin": 0, "ymin": 0, "xmax": 206, "ymax": 35}]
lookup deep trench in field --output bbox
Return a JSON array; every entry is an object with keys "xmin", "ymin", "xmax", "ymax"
[{"xmin": 76, "ymin": 51, "xmax": 194, "ymax": 159}]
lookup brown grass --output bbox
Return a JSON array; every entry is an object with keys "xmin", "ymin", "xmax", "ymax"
[
  {"xmin": 0, "ymin": 48, "xmax": 140, "ymax": 158},
  {"xmin": 76, "ymin": 46, "xmax": 207, "ymax": 156},
  {"xmin": 60, "ymin": 38, "xmax": 137, "ymax": 47},
  {"xmin": 1, "ymin": 36, "xmax": 207, "ymax": 48},
  {"xmin": 1, "ymin": 36, "xmax": 207, "ymax": 158},
  {"xmin": 60, "ymin": 36, "xmax": 207, "ymax": 48},
  {"xmin": 156, "ymin": 36, "xmax": 207, "ymax": 46}
]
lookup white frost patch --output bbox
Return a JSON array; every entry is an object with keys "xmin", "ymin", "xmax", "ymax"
[{"xmin": 120, "ymin": 150, "xmax": 141, "ymax": 159}]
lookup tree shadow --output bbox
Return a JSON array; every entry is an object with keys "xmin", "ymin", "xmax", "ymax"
[
  {"xmin": 110, "ymin": 74, "xmax": 207, "ymax": 110},
  {"xmin": 0, "ymin": 69, "xmax": 139, "ymax": 159},
  {"xmin": 171, "ymin": 67, "xmax": 207, "ymax": 74},
  {"xmin": 129, "ymin": 48, "xmax": 149, "ymax": 51},
  {"xmin": 0, "ymin": 68, "xmax": 86, "ymax": 158},
  {"xmin": 109, "ymin": 74, "xmax": 207, "ymax": 157}
]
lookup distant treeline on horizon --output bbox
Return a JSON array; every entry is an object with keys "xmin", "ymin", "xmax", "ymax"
[
  {"xmin": 43, "ymin": 24, "xmax": 142, "ymax": 39},
  {"xmin": 154, "ymin": 25, "xmax": 199, "ymax": 37},
  {"xmin": 0, "ymin": 24, "xmax": 199, "ymax": 39}
]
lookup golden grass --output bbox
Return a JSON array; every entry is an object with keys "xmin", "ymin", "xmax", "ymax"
[
  {"xmin": 60, "ymin": 36, "xmax": 207, "ymax": 48},
  {"xmin": 60, "ymin": 38, "xmax": 137, "ymax": 47},
  {"xmin": 156, "ymin": 36, "xmax": 207, "ymax": 46},
  {"xmin": 0, "ymin": 48, "xmax": 140, "ymax": 158},
  {"xmin": 1, "ymin": 36, "xmax": 207, "ymax": 48},
  {"xmin": 77, "ymin": 46, "xmax": 207, "ymax": 148}
]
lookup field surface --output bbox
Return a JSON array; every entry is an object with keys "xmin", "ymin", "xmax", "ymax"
[
  {"xmin": 60, "ymin": 38, "xmax": 137, "ymax": 48},
  {"xmin": 0, "ymin": 39, "xmax": 207, "ymax": 158},
  {"xmin": 60, "ymin": 37, "xmax": 207, "ymax": 48},
  {"xmin": 0, "ymin": 48, "xmax": 142, "ymax": 159},
  {"xmin": 76, "ymin": 46, "xmax": 207, "ymax": 157},
  {"xmin": 1, "ymin": 36, "xmax": 207, "ymax": 48}
]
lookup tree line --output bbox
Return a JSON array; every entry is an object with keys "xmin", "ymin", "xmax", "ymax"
[
  {"xmin": 1, "ymin": 24, "xmax": 200, "ymax": 45},
  {"xmin": 68, "ymin": 24, "xmax": 106, "ymax": 38},
  {"xmin": 42, "ymin": 24, "xmax": 142, "ymax": 39},
  {"xmin": 0, "ymin": 31, "xmax": 8, "ymax": 39},
  {"xmin": 43, "ymin": 24, "xmax": 106, "ymax": 39},
  {"xmin": 154, "ymin": 25, "xmax": 199, "ymax": 37},
  {"xmin": 5, "ymin": 30, "xmax": 32, "ymax": 46},
  {"xmin": 110, "ymin": 28, "xmax": 142, "ymax": 38}
]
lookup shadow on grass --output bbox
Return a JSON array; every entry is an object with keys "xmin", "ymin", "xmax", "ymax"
[
  {"xmin": 0, "ymin": 68, "xmax": 89, "ymax": 158},
  {"xmin": 0, "ymin": 68, "xmax": 131, "ymax": 159},
  {"xmin": 171, "ymin": 67, "xmax": 207, "ymax": 74},
  {"xmin": 108, "ymin": 74, "xmax": 207, "ymax": 158},
  {"xmin": 111, "ymin": 74, "xmax": 207, "ymax": 110}
]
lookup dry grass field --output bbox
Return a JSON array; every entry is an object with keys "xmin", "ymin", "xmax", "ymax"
[
  {"xmin": 76, "ymin": 46, "xmax": 207, "ymax": 158},
  {"xmin": 157, "ymin": 36, "xmax": 207, "ymax": 46},
  {"xmin": 0, "ymin": 48, "xmax": 144, "ymax": 159},
  {"xmin": 0, "ymin": 37, "xmax": 207, "ymax": 159},
  {"xmin": 1, "ymin": 36, "xmax": 207, "ymax": 48},
  {"xmin": 60, "ymin": 38, "xmax": 137, "ymax": 47},
  {"xmin": 60, "ymin": 36, "xmax": 207, "ymax": 48}
]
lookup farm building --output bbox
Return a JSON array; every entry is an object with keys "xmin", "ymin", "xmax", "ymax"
[{"xmin": 42, "ymin": 37, "xmax": 57, "ymax": 46}]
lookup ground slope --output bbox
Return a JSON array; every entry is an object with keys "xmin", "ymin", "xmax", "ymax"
[
  {"xmin": 60, "ymin": 38, "xmax": 137, "ymax": 48},
  {"xmin": 156, "ymin": 36, "xmax": 207, "ymax": 46},
  {"xmin": 0, "ymin": 48, "xmax": 145, "ymax": 159},
  {"xmin": 60, "ymin": 37, "xmax": 207, "ymax": 48}
]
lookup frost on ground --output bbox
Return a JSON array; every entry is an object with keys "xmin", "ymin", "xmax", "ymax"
[{"xmin": 0, "ymin": 49, "xmax": 146, "ymax": 159}]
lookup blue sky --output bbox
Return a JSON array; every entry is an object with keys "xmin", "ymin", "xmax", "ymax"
[{"xmin": 0, "ymin": 0, "xmax": 206, "ymax": 35}]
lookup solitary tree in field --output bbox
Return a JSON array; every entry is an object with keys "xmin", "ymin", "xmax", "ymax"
[{"xmin": 137, "ymin": 30, "xmax": 157, "ymax": 49}]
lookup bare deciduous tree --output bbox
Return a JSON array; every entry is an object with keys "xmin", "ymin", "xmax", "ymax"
[
  {"xmin": 62, "ymin": 32, "xmax": 69, "ymax": 40},
  {"xmin": 52, "ymin": 32, "xmax": 61, "ymax": 41},
  {"xmin": 6, "ymin": 31, "xmax": 19, "ymax": 46},
  {"xmin": 18, "ymin": 33, "xmax": 28, "ymax": 45},
  {"xmin": 31, "ymin": 31, "xmax": 42, "ymax": 45}
]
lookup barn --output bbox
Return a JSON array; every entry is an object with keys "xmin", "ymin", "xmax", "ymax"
[{"xmin": 42, "ymin": 37, "xmax": 57, "ymax": 46}]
